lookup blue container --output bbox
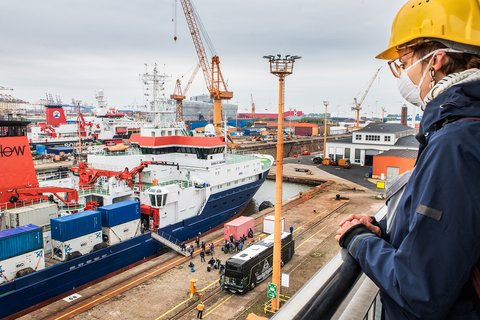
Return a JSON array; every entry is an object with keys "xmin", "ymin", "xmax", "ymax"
[
  {"xmin": 98, "ymin": 200, "xmax": 140, "ymax": 228},
  {"xmin": 51, "ymin": 211, "xmax": 101, "ymax": 242},
  {"xmin": 46, "ymin": 146, "xmax": 74, "ymax": 155},
  {"xmin": 0, "ymin": 225, "xmax": 43, "ymax": 261},
  {"xmin": 35, "ymin": 145, "xmax": 46, "ymax": 155}
]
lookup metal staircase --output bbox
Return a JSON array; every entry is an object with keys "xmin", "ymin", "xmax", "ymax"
[{"xmin": 151, "ymin": 230, "xmax": 189, "ymax": 257}]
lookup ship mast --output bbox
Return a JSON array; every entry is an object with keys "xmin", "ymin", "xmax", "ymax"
[{"xmin": 141, "ymin": 64, "xmax": 178, "ymax": 128}]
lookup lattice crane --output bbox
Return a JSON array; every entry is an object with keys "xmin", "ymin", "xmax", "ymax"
[
  {"xmin": 176, "ymin": 0, "xmax": 233, "ymax": 132},
  {"xmin": 170, "ymin": 63, "xmax": 201, "ymax": 122},
  {"xmin": 352, "ymin": 66, "xmax": 382, "ymax": 128}
]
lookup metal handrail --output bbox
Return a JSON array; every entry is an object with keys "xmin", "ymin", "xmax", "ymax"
[
  {"xmin": 156, "ymin": 230, "xmax": 183, "ymax": 247},
  {"xmin": 272, "ymin": 206, "xmax": 387, "ymax": 320}
]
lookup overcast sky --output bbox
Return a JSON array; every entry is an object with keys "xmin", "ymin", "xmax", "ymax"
[{"xmin": 1, "ymin": 0, "xmax": 414, "ymax": 117}]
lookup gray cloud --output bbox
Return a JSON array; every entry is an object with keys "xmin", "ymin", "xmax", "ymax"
[{"xmin": 1, "ymin": 0, "xmax": 409, "ymax": 116}]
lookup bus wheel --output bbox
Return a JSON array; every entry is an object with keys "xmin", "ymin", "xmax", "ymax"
[{"xmin": 250, "ymin": 280, "xmax": 256, "ymax": 290}]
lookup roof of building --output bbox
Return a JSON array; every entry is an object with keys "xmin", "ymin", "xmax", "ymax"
[
  {"xmin": 375, "ymin": 149, "xmax": 418, "ymax": 159},
  {"xmin": 394, "ymin": 135, "xmax": 419, "ymax": 148},
  {"xmin": 357, "ymin": 123, "xmax": 413, "ymax": 134}
]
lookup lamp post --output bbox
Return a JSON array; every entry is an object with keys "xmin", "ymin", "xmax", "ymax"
[
  {"xmin": 323, "ymin": 101, "xmax": 329, "ymax": 160},
  {"xmin": 263, "ymin": 54, "xmax": 300, "ymax": 312}
]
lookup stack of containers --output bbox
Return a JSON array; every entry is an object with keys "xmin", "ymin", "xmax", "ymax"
[
  {"xmin": 98, "ymin": 200, "xmax": 141, "ymax": 245},
  {"xmin": 50, "ymin": 211, "xmax": 102, "ymax": 261},
  {"xmin": 0, "ymin": 224, "xmax": 44, "ymax": 284}
]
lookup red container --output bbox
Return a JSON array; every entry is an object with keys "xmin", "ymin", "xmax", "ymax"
[{"xmin": 224, "ymin": 216, "xmax": 255, "ymax": 241}]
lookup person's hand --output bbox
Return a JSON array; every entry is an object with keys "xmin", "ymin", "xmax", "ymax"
[
  {"xmin": 339, "ymin": 214, "xmax": 382, "ymax": 237},
  {"xmin": 335, "ymin": 218, "xmax": 361, "ymax": 242}
]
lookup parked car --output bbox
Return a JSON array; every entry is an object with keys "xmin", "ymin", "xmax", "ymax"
[{"xmin": 312, "ymin": 154, "xmax": 323, "ymax": 164}]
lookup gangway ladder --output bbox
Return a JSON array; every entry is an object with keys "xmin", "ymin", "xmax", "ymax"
[{"xmin": 151, "ymin": 230, "xmax": 189, "ymax": 257}]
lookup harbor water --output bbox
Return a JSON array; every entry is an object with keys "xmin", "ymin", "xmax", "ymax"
[{"xmin": 243, "ymin": 180, "xmax": 311, "ymax": 215}]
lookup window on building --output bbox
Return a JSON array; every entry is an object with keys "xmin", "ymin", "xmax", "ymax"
[
  {"xmin": 355, "ymin": 134, "xmax": 361, "ymax": 140},
  {"xmin": 384, "ymin": 136, "xmax": 391, "ymax": 142},
  {"xmin": 365, "ymin": 135, "xmax": 380, "ymax": 141}
]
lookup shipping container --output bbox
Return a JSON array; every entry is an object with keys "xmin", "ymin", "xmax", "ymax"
[
  {"xmin": 262, "ymin": 215, "xmax": 285, "ymax": 234},
  {"xmin": 51, "ymin": 211, "xmax": 101, "ymax": 242},
  {"xmin": 224, "ymin": 216, "xmax": 255, "ymax": 241},
  {"xmin": 0, "ymin": 225, "xmax": 43, "ymax": 261},
  {"xmin": 98, "ymin": 200, "xmax": 140, "ymax": 228},
  {"xmin": 35, "ymin": 144, "xmax": 46, "ymax": 155},
  {"xmin": 5, "ymin": 202, "xmax": 58, "ymax": 229},
  {"xmin": 46, "ymin": 146, "xmax": 74, "ymax": 155},
  {"xmin": 52, "ymin": 231, "xmax": 103, "ymax": 261},
  {"xmin": 102, "ymin": 219, "xmax": 141, "ymax": 245},
  {"xmin": 0, "ymin": 249, "xmax": 45, "ymax": 285}
]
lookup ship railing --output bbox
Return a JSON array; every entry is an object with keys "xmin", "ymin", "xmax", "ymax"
[
  {"xmin": 0, "ymin": 198, "xmax": 50, "ymax": 213},
  {"xmin": 156, "ymin": 230, "xmax": 184, "ymax": 248},
  {"xmin": 138, "ymin": 180, "xmax": 193, "ymax": 191},
  {"xmin": 89, "ymin": 148, "xmax": 143, "ymax": 156},
  {"xmin": 37, "ymin": 170, "xmax": 70, "ymax": 182},
  {"xmin": 77, "ymin": 186, "xmax": 111, "ymax": 196},
  {"xmin": 271, "ymin": 206, "xmax": 387, "ymax": 320}
]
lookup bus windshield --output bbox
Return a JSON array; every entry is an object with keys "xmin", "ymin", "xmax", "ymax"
[{"xmin": 224, "ymin": 275, "xmax": 243, "ymax": 287}]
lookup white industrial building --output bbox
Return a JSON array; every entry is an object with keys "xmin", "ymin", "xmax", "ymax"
[{"xmin": 326, "ymin": 123, "xmax": 419, "ymax": 166}]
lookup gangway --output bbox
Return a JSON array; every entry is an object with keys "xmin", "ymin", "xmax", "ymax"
[{"xmin": 151, "ymin": 230, "xmax": 189, "ymax": 257}]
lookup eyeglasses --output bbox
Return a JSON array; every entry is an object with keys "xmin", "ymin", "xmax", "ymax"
[{"xmin": 387, "ymin": 51, "xmax": 414, "ymax": 78}]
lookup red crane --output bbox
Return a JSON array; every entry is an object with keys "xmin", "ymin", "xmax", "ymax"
[{"xmin": 71, "ymin": 161, "xmax": 167, "ymax": 188}]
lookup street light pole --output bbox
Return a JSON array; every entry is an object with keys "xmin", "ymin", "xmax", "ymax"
[
  {"xmin": 323, "ymin": 101, "xmax": 329, "ymax": 160},
  {"xmin": 263, "ymin": 54, "xmax": 300, "ymax": 312}
]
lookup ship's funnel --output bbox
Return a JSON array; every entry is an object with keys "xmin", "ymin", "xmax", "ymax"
[{"xmin": 46, "ymin": 105, "xmax": 67, "ymax": 127}]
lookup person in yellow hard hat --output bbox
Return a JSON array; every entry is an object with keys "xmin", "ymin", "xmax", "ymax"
[
  {"xmin": 336, "ymin": 0, "xmax": 480, "ymax": 318},
  {"xmin": 196, "ymin": 301, "xmax": 205, "ymax": 319}
]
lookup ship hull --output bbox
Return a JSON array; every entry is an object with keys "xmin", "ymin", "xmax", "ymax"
[
  {"xmin": 0, "ymin": 233, "xmax": 162, "ymax": 319},
  {"xmin": 160, "ymin": 171, "xmax": 267, "ymax": 242}
]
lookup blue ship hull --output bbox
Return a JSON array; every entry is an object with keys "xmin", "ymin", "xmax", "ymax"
[
  {"xmin": 0, "ymin": 233, "xmax": 162, "ymax": 319},
  {"xmin": 0, "ymin": 171, "xmax": 268, "ymax": 318},
  {"xmin": 160, "ymin": 171, "xmax": 267, "ymax": 242}
]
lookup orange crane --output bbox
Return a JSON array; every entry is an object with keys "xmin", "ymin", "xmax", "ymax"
[
  {"xmin": 250, "ymin": 93, "xmax": 256, "ymax": 119},
  {"xmin": 71, "ymin": 161, "xmax": 169, "ymax": 188},
  {"xmin": 170, "ymin": 63, "xmax": 201, "ymax": 122},
  {"xmin": 9, "ymin": 187, "xmax": 79, "ymax": 208},
  {"xmin": 352, "ymin": 66, "xmax": 382, "ymax": 128},
  {"xmin": 176, "ymin": 0, "xmax": 233, "ymax": 132}
]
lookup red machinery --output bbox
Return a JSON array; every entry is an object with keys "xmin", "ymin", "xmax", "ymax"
[
  {"xmin": 71, "ymin": 161, "xmax": 167, "ymax": 188},
  {"xmin": 9, "ymin": 187, "xmax": 79, "ymax": 208}
]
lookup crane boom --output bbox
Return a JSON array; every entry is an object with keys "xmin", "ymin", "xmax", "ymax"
[
  {"xmin": 178, "ymin": 0, "xmax": 233, "ymax": 131},
  {"xmin": 353, "ymin": 66, "xmax": 382, "ymax": 128},
  {"xmin": 179, "ymin": 0, "xmax": 212, "ymax": 91}
]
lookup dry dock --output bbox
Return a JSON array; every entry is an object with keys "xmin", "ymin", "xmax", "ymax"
[{"xmin": 20, "ymin": 163, "xmax": 383, "ymax": 320}]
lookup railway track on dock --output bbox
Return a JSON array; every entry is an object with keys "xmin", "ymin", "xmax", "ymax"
[
  {"xmin": 39, "ymin": 187, "xmax": 340, "ymax": 320},
  {"xmin": 164, "ymin": 201, "xmax": 348, "ymax": 320}
]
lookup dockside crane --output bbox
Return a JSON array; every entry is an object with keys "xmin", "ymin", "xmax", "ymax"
[
  {"xmin": 352, "ymin": 66, "xmax": 382, "ymax": 128},
  {"xmin": 176, "ymin": 0, "xmax": 233, "ymax": 133},
  {"xmin": 170, "ymin": 63, "xmax": 201, "ymax": 122},
  {"xmin": 250, "ymin": 93, "xmax": 256, "ymax": 119}
]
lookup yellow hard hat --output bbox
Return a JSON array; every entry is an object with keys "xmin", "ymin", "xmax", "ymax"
[{"xmin": 377, "ymin": 0, "xmax": 480, "ymax": 60}]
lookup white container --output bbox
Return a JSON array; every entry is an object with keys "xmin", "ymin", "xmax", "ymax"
[
  {"xmin": 262, "ymin": 215, "xmax": 285, "ymax": 234},
  {"xmin": 51, "ymin": 231, "xmax": 102, "ymax": 261},
  {"xmin": 5, "ymin": 203, "xmax": 58, "ymax": 229},
  {"xmin": 0, "ymin": 249, "xmax": 45, "ymax": 284},
  {"xmin": 102, "ymin": 219, "xmax": 140, "ymax": 245},
  {"xmin": 43, "ymin": 230, "xmax": 52, "ymax": 254}
]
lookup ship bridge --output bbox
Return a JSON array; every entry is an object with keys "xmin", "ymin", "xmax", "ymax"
[{"xmin": 272, "ymin": 206, "xmax": 387, "ymax": 320}]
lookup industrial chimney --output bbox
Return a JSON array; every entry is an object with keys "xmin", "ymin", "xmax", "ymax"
[{"xmin": 401, "ymin": 105, "xmax": 408, "ymax": 126}]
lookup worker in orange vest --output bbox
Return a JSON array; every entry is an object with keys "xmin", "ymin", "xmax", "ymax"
[{"xmin": 196, "ymin": 301, "xmax": 204, "ymax": 319}]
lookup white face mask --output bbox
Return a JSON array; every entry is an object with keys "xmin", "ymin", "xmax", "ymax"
[
  {"xmin": 396, "ymin": 48, "xmax": 463, "ymax": 107},
  {"xmin": 396, "ymin": 51, "xmax": 436, "ymax": 107}
]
